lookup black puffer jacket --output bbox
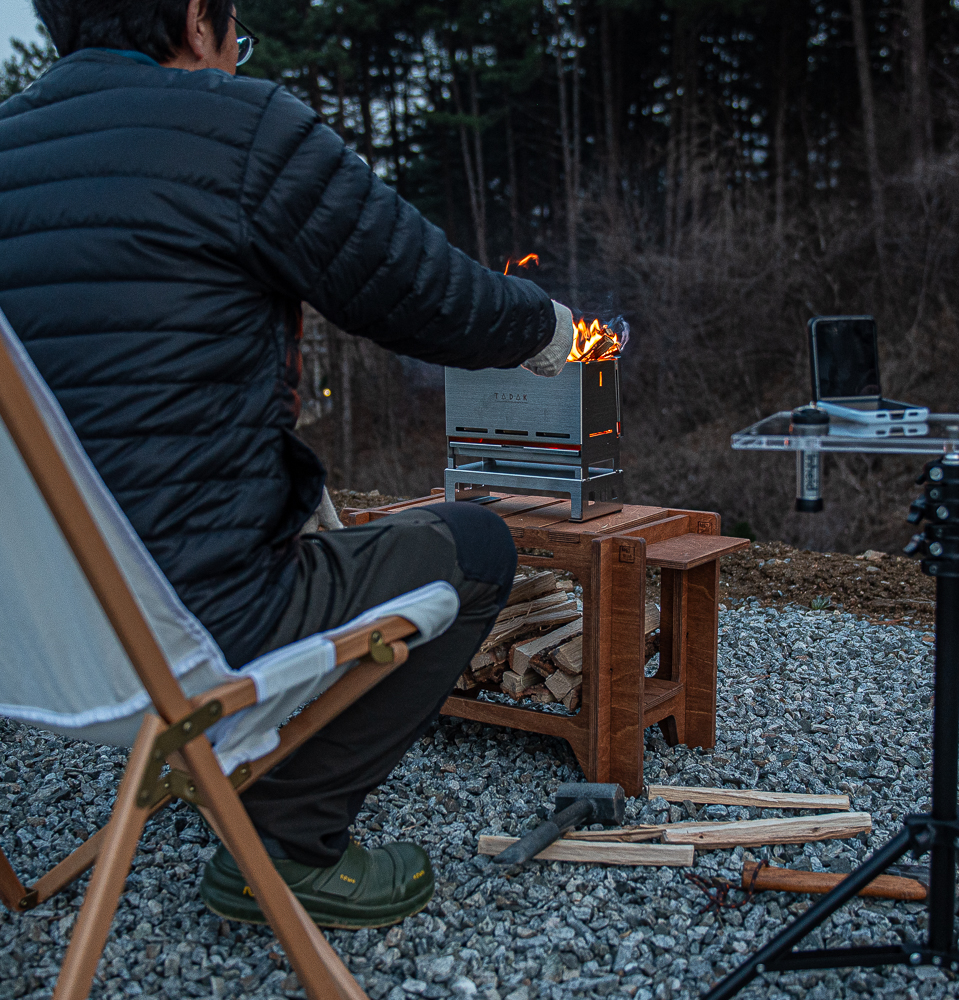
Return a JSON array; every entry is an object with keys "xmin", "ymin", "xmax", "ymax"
[{"xmin": 0, "ymin": 50, "xmax": 555, "ymax": 666}]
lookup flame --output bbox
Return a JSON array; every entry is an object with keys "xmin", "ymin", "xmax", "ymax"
[
  {"xmin": 567, "ymin": 316, "xmax": 626, "ymax": 363},
  {"xmin": 504, "ymin": 253, "xmax": 540, "ymax": 275}
]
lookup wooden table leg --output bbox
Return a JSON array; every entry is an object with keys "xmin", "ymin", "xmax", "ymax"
[
  {"xmin": 584, "ymin": 538, "xmax": 611, "ymax": 785},
  {"xmin": 605, "ymin": 535, "xmax": 647, "ymax": 797},
  {"xmin": 655, "ymin": 567, "xmax": 688, "ymax": 747},
  {"xmin": 683, "ymin": 558, "xmax": 720, "ymax": 750}
]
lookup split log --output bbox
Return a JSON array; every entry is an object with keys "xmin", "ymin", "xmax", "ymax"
[
  {"xmin": 470, "ymin": 643, "xmax": 508, "ymax": 677},
  {"xmin": 481, "ymin": 600, "xmax": 579, "ymax": 651},
  {"xmin": 562, "ymin": 688, "xmax": 581, "ymax": 711},
  {"xmin": 647, "ymin": 785, "xmax": 851, "ymax": 812},
  {"xmin": 660, "ymin": 812, "xmax": 871, "ymax": 848},
  {"xmin": 645, "ymin": 632, "xmax": 660, "ymax": 662},
  {"xmin": 469, "ymin": 649, "xmax": 498, "ymax": 670},
  {"xmin": 496, "ymin": 591, "xmax": 570, "ymax": 623},
  {"xmin": 506, "ymin": 571, "xmax": 560, "ymax": 607},
  {"xmin": 501, "ymin": 668, "xmax": 540, "ymax": 698},
  {"xmin": 511, "ymin": 620, "xmax": 584, "ymax": 676},
  {"xmin": 529, "ymin": 659, "xmax": 556, "ymax": 679},
  {"xmin": 644, "ymin": 603, "xmax": 661, "ymax": 634},
  {"xmin": 742, "ymin": 860, "xmax": 926, "ymax": 902},
  {"xmin": 472, "ymin": 661, "xmax": 506, "ymax": 684},
  {"xmin": 547, "ymin": 602, "xmax": 659, "ymax": 677},
  {"xmin": 527, "ymin": 684, "xmax": 557, "ymax": 705},
  {"xmin": 454, "ymin": 673, "xmax": 478, "ymax": 692},
  {"xmin": 553, "ymin": 635, "xmax": 583, "ymax": 676},
  {"xmin": 477, "ymin": 835, "xmax": 693, "ymax": 867},
  {"xmin": 545, "ymin": 669, "xmax": 582, "ymax": 701}
]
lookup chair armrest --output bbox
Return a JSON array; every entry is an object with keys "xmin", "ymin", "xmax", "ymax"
[
  {"xmin": 189, "ymin": 616, "xmax": 418, "ymax": 718},
  {"xmin": 326, "ymin": 615, "xmax": 418, "ymax": 662}
]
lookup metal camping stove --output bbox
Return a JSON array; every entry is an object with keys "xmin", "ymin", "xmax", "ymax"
[{"xmin": 444, "ymin": 360, "xmax": 624, "ymax": 521}]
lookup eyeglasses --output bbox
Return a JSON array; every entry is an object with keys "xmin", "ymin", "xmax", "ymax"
[{"xmin": 232, "ymin": 13, "xmax": 259, "ymax": 67}]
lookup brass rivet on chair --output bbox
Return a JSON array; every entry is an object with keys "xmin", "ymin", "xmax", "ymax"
[
  {"xmin": 369, "ymin": 630, "xmax": 394, "ymax": 664},
  {"xmin": 182, "ymin": 720, "xmax": 193, "ymax": 733}
]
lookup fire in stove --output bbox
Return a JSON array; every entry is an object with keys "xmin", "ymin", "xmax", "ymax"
[{"xmin": 568, "ymin": 316, "xmax": 629, "ymax": 364}]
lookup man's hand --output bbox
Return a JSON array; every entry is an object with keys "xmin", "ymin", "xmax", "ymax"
[{"xmin": 522, "ymin": 301, "xmax": 574, "ymax": 377}]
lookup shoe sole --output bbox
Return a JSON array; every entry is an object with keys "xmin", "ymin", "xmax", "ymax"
[
  {"xmin": 201, "ymin": 892, "xmax": 433, "ymax": 929},
  {"xmin": 199, "ymin": 878, "xmax": 435, "ymax": 929}
]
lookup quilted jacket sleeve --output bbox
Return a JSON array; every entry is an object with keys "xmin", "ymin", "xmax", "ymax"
[{"xmin": 238, "ymin": 86, "xmax": 556, "ymax": 370}]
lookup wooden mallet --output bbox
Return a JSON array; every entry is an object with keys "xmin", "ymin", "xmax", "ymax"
[{"xmin": 493, "ymin": 783, "xmax": 625, "ymax": 866}]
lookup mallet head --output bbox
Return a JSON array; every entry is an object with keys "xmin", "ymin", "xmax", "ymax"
[{"xmin": 555, "ymin": 782, "xmax": 625, "ymax": 825}]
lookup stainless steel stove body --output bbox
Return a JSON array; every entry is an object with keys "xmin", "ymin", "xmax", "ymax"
[{"xmin": 444, "ymin": 360, "xmax": 624, "ymax": 520}]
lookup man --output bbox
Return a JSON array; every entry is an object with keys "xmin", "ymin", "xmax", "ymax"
[{"xmin": 0, "ymin": 0, "xmax": 574, "ymax": 927}]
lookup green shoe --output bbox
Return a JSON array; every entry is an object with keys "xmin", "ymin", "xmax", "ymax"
[{"xmin": 199, "ymin": 840, "xmax": 434, "ymax": 929}]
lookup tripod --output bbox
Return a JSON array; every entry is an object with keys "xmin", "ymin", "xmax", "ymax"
[{"xmin": 705, "ymin": 452, "xmax": 959, "ymax": 1000}]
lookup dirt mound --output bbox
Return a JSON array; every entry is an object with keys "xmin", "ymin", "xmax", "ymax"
[
  {"xmin": 329, "ymin": 488, "xmax": 407, "ymax": 513},
  {"xmin": 719, "ymin": 541, "xmax": 936, "ymax": 627}
]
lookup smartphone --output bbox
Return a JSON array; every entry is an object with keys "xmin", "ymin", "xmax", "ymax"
[{"xmin": 808, "ymin": 316, "xmax": 928, "ymax": 424}]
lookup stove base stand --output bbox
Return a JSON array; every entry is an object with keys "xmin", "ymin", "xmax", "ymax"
[{"xmin": 444, "ymin": 464, "xmax": 623, "ymax": 521}]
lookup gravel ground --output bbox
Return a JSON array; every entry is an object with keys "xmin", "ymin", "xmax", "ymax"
[{"xmin": 0, "ymin": 604, "xmax": 950, "ymax": 1000}]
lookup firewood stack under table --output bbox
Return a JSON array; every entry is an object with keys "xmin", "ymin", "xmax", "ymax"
[{"xmin": 455, "ymin": 569, "xmax": 660, "ymax": 710}]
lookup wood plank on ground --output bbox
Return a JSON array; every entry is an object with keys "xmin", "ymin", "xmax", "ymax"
[
  {"xmin": 660, "ymin": 811, "xmax": 871, "ymax": 848},
  {"xmin": 476, "ymin": 836, "xmax": 693, "ymax": 867},
  {"xmin": 564, "ymin": 825, "xmax": 665, "ymax": 842},
  {"xmin": 647, "ymin": 785, "xmax": 850, "ymax": 812},
  {"xmin": 566, "ymin": 812, "xmax": 871, "ymax": 847}
]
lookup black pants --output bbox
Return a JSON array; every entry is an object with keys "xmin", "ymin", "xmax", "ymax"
[{"xmin": 240, "ymin": 503, "xmax": 516, "ymax": 867}]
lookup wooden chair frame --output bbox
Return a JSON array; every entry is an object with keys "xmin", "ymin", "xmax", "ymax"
[{"xmin": 0, "ymin": 334, "xmax": 405, "ymax": 999}]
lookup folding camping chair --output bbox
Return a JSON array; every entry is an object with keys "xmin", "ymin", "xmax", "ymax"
[{"xmin": 0, "ymin": 308, "xmax": 460, "ymax": 1000}]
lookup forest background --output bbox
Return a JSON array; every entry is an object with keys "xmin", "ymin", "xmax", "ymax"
[{"xmin": 4, "ymin": 0, "xmax": 959, "ymax": 553}]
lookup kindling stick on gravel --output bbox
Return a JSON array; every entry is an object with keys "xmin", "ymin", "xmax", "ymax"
[
  {"xmin": 563, "ymin": 812, "xmax": 871, "ymax": 848},
  {"xmin": 477, "ymin": 836, "xmax": 693, "ymax": 867},
  {"xmin": 646, "ymin": 784, "xmax": 851, "ymax": 811}
]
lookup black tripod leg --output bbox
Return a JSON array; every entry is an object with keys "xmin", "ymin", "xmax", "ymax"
[
  {"xmin": 702, "ymin": 827, "xmax": 913, "ymax": 1000},
  {"xmin": 929, "ymin": 575, "xmax": 959, "ymax": 953}
]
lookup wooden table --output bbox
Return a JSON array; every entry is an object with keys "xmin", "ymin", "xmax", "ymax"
[{"xmin": 344, "ymin": 492, "xmax": 748, "ymax": 796}]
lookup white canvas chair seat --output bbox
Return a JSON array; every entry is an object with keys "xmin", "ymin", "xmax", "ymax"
[{"xmin": 0, "ymin": 307, "xmax": 460, "ymax": 1000}]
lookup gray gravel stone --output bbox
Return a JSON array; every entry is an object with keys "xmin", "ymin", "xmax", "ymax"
[{"xmin": 0, "ymin": 606, "xmax": 952, "ymax": 998}]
